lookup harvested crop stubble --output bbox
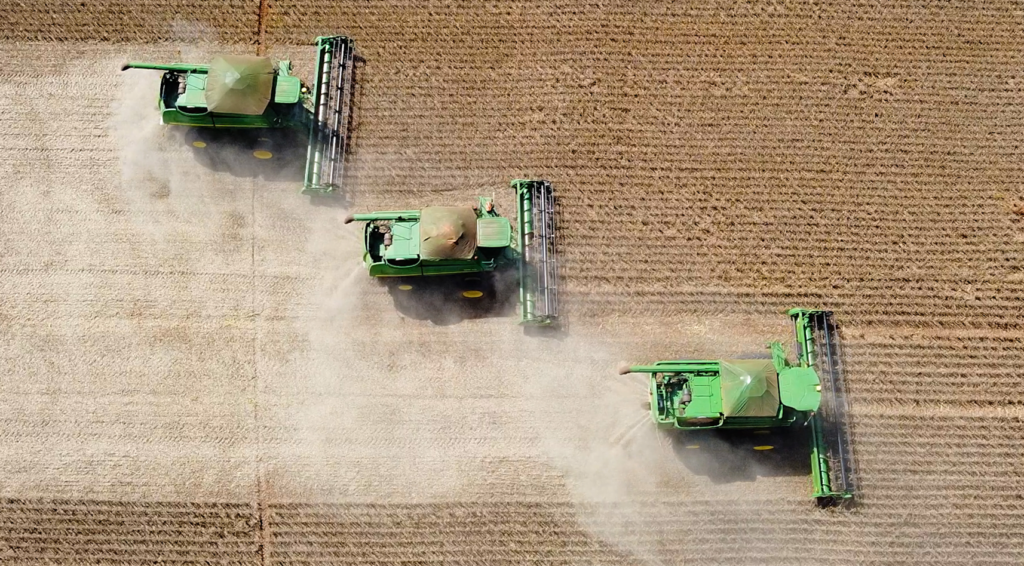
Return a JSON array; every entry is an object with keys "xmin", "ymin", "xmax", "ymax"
[
  {"xmin": 0, "ymin": 1, "xmax": 261, "ymax": 43},
  {"xmin": 1, "ymin": 0, "xmax": 1024, "ymax": 564}
]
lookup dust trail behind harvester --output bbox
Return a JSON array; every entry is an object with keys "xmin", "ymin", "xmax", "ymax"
[
  {"xmin": 111, "ymin": 44, "xmax": 258, "ymax": 244},
  {"xmin": 517, "ymin": 315, "xmax": 801, "ymax": 564}
]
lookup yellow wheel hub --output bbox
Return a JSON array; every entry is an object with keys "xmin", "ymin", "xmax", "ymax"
[
  {"xmin": 253, "ymin": 150, "xmax": 273, "ymax": 159},
  {"xmin": 753, "ymin": 445, "xmax": 774, "ymax": 451},
  {"xmin": 462, "ymin": 290, "xmax": 484, "ymax": 298},
  {"xmin": 398, "ymin": 284, "xmax": 413, "ymax": 291},
  {"xmin": 191, "ymin": 141, "xmax": 207, "ymax": 148}
]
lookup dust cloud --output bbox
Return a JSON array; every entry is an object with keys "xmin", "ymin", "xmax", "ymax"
[
  {"xmin": 516, "ymin": 316, "xmax": 800, "ymax": 563},
  {"xmin": 111, "ymin": 56, "xmax": 251, "ymax": 243}
]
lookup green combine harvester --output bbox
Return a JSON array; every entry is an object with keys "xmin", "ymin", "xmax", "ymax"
[
  {"xmin": 121, "ymin": 35, "xmax": 355, "ymax": 196},
  {"xmin": 618, "ymin": 309, "xmax": 855, "ymax": 507},
  {"xmin": 343, "ymin": 180, "xmax": 558, "ymax": 327}
]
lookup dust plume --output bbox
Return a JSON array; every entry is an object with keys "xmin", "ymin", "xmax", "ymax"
[
  {"xmin": 111, "ymin": 53, "xmax": 255, "ymax": 243},
  {"xmin": 518, "ymin": 315, "xmax": 800, "ymax": 563},
  {"xmin": 110, "ymin": 21, "xmax": 291, "ymax": 242}
]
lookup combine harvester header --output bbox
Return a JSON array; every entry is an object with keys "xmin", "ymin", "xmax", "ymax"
[
  {"xmin": 344, "ymin": 179, "xmax": 558, "ymax": 328},
  {"xmin": 514, "ymin": 180, "xmax": 558, "ymax": 325},
  {"xmin": 122, "ymin": 35, "xmax": 355, "ymax": 197},
  {"xmin": 618, "ymin": 309, "xmax": 855, "ymax": 507}
]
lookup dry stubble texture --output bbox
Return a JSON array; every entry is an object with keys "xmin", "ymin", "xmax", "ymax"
[
  {"xmin": 0, "ymin": 1, "xmax": 261, "ymax": 43},
  {"xmin": 1, "ymin": 1, "xmax": 1024, "ymax": 564}
]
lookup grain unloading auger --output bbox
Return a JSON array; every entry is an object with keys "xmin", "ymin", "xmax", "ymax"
[
  {"xmin": 617, "ymin": 309, "xmax": 855, "ymax": 507},
  {"xmin": 343, "ymin": 180, "xmax": 559, "ymax": 327},
  {"xmin": 121, "ymin": 35, "xmax": 355, "ymax": 197}
]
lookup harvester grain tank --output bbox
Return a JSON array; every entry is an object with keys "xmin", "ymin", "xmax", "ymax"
[
  {"xmin": 343, "ymin": 180, "xmax": 558, "ymax": 327},
  {"xmin": 121, "ymin": 35, "xmax": 355, "ymax": 196},
  {"xmin": 617, "ymin": 309, "xmax": 855, "ymax": 506}
]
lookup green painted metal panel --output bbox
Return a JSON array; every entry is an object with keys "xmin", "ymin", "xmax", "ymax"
[
  {"xmin": 682, "ymin": 379, "xmax": 718, "ymax": 417},
  {"xmin": 122, "ymin": 62, "xmax": 210, "ymax": 73},
  {"xmin": 369, "ymin": 263, "xmax": 421, "ymax": 277},
  {"xmin": 213, "ymin": 113, "xmax": 274, "ymax": 128},
  {"xmin": 383, "ymin": 222, "xmax": 420, "ymax": 260},
  {"xmin": 274, "ymin": 75, "xmax": 302, "ymax": 104},
  {"xmin": 476, "ymin": 217, "xmax": 511, "ymax": 248},
  {"xmin": 421, "ymin": 260, "xmax": 490, "ymax": 275},
  {"xmin": 721, "ymin": 416, "xmax": 790, "ymax": 429},
  {"xmin": 161, "ymin": 108, "xmax": 213, "ymax": 126},
  {"xmin": 180, "ymin": 74, "xmax": 208, "ymax": 107},
  {"xmin": 778, "ymin": 366, "xmax": 822, "ymax": 411}
]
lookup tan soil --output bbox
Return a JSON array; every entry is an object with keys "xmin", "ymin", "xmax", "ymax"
[{"xmin": 2, "ymin": 2, "xmax": 1024, "ymax": 564}]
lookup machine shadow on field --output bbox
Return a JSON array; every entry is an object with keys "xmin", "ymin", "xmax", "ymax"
[
  {"xmin": 178, "ymin": 126, "xmax": 307, "ymax": 182},
  {"xmin": 175, "ymin": 126, "xmax": 351, "ymax": 208},
  {"xmin": 383, "ymin": 269, "xmax": 518, "ymax": 326},
  {"xmin": 664, "ymin": 425, "xmax": 812, "ymax": 484}
]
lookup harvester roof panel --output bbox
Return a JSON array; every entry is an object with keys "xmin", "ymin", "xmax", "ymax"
[
  {"xmin": 476, "ymin": 217, "xmax": 511, "ymax": 248},
  {"xmin": 778, "ymin": 366, "xmax": 822, "ymax": 412},
  {"xmin": 273, "ymin": 75, "xmax": 301, "ymax": 104},
  {"xmin": 683, "ymin": 374, "xmax": 722, "ymax": 417},
  {"xmin": 180, "ymin": 74, "xmax": 209, "ymax": 107},
  {"xmin": 719, "ymin": 360, "xmax": 780, "ymax": 418},
  {"xmin": 420, "ymin": 207, "xmax": 478, "ymax": 260},
  {"xmin": 383, "ymin": 222, "xmax": 420, "ymax": 260}
]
